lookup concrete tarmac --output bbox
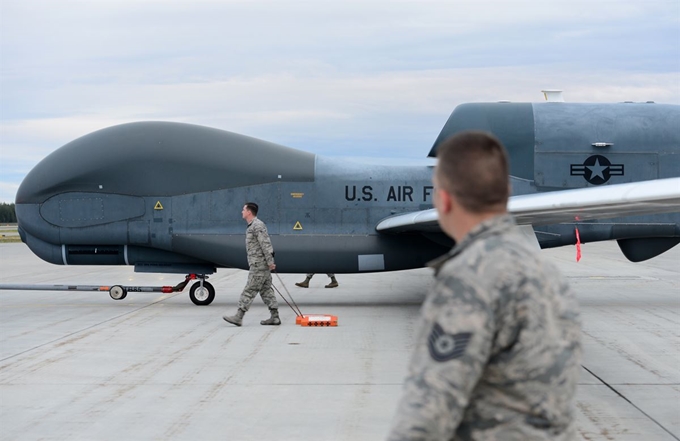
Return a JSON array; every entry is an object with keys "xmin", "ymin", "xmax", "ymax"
[{"xmin": 0, "ymin": 241, "xmax": 678, "ymax": 440}]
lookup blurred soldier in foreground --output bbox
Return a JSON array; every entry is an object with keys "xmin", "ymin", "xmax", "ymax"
[
  {"xmin": 295, "ymin": 273, "xmax": 339, "ymax": 288},
  {"xmin": 223, "ymin": 202, "xmax": 280, "ymax": 326},
  {"xmin": 387, "ymin": 131, "xmax": 581, "ymax": 440}
]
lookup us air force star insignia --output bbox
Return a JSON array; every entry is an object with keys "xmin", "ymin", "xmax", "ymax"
[
  {"xmin": 570, "ymin": 155, "xmax": 624, "ymax": 185},
  {"xmin": 428, "ymin": 323, "xmax": 472, "ymax": 362}
]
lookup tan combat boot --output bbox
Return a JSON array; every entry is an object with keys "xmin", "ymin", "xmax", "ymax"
[
  {"xmin": 325, "ymin": 276, "xmax": 339, "ymax": 288},
  {"xmin": 260, "ymin": 308, "xmax": 281, "ymax": 325},
  {"xmin": 223, "ymin": 308, "xmax": 245, "ymax": 326},
  {"xmin": 295, "ymin": 276, "xmax": 311, "ymax": 288}
]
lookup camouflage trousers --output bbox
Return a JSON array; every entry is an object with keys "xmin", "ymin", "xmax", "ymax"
[{"xmin": 238, "ymin": 269, "xmax": 278, "ymax": 312}]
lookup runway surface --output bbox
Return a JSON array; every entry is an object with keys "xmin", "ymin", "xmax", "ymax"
[{"xmin": 1, "ymin": 241, "xmax": 678, "ymax": 440}]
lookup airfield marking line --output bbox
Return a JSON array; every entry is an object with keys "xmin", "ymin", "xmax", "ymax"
[
  {"xmin": 0, "ymin": 292, "xmax": 183, "ymax": 363},
  {"xmin": 581, "ymin": 364, "xmax": 679, "ymax": 440}
]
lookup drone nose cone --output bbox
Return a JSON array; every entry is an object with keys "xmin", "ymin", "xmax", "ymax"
[
  {"xmin": 16, "ymin": 121, "xmax": 317, "ymax": 204},
  {"xmin": 15, "ymin": 130, "xmax": 105, "ymax": 205},
  {"xmin": 15, "ymin": 170, "xmax": 44, "ymax": 205},
  {"xmin": 14, "ymin": 169, "xmax": 48, "ymax": 247}
]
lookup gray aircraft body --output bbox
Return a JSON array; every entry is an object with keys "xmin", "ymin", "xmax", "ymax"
[{"xmin": 12, "ymin": 100, "xmax": 680, "ymax": 304}]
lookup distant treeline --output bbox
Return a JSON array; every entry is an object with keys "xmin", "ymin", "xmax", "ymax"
[{"xmin": 0, "ymin": 203, "xmax": 17, "ymax": 223}]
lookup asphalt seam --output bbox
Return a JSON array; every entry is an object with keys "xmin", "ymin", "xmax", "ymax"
[{"xmin": 582, "ymin": 364, "xmax": 679, "ymax": 440}]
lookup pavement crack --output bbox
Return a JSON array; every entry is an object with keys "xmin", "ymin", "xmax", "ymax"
[{"xmin": 581, "ymin": 364, "xmax": 679, "ymax": 441}]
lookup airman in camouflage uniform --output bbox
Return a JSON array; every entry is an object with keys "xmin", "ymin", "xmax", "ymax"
[
  {"xmin": 295, "ymin": 273, "xmax": 339, "ymax": 288},
  {"xmin": 223, "ymin": 202, "xmax": 280, "ymax": 326},
  {"xmin": 387, "ymin": 132, "xmax": 581, "ymax": 440}
]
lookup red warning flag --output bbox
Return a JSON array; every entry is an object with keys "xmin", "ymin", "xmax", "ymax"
[{"xmin": 575, "ymin": 227, "xmax": 582, "ymax": 262}]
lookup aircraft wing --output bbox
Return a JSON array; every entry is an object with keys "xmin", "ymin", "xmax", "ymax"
[{"xmin": 376, "ymin": 177, "xmax": 680, "ymax": 233}]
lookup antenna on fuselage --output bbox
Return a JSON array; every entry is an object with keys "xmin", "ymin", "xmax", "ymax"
[{"xmin": 541, "ymin": 89, "xmax": 565, "ymax": 102}]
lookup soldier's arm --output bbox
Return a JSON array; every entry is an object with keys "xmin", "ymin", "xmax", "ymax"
[
  {"xmin": 254, "ymin": 223, "xmax": 275, "ymax": 266},
  {"xmin": 387, "ymin": 273, "xmax": 495, "ymax": 440}
]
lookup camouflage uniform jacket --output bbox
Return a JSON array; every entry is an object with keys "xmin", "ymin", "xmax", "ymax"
[
  {"xmin": 388, "ymin": 214, "xmax": 581, "ymax": 441},
  {"xmin": 245, "ymin": 217, "xmax": 275, "ymax": 271}
]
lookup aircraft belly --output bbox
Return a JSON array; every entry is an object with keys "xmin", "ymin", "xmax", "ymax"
[
  {"xmin": 172, "ymin": 234, "xmax": 248, "ymax": 269},
  {"xmin": 171, "ymin": 233, "xmax": 449, "ymax": 273}
]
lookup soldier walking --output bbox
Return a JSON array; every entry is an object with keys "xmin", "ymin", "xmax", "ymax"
[
  {"xmin": 223, "ymin": 202, "xmax": 280, "ymax": 326},
  {"xmin": 387, "ymin": 132, "xmax": 581, "ymax": 440},
  {"xmin": 295, "ymin": 273, "xmax": 339, "ymax": 288}
]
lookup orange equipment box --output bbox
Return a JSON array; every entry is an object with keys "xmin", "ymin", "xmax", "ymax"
[{"xmin": 296, "ymin": 314, "xmax": 338, "ymax": 327}]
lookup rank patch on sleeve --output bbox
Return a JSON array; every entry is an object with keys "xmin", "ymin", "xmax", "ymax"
[{"xmin": 428, "ymin": 323, "xmax": 472, "ymax": 362}]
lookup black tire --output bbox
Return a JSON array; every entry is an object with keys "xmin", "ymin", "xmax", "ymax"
[
  {"xmin": 189, "ymin": 281, "xmax": 215, "ymax": 305},
  {"xmin": 109, "ymin": 285, "xmax": 127, "ymax": 300}
]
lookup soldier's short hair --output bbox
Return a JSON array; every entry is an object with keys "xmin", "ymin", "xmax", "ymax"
[
  {"xmin": 436, "ymin": 131, "xmax": 509, "ymax": 213},
  {"xmin": 244, "ymin": 202, "xmax": 259, "ymax": 216}
]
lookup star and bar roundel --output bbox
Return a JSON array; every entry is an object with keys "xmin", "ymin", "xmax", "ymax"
[{"xmin": 570, "ymin": 155, "xmax": 624, "ymax": 185}]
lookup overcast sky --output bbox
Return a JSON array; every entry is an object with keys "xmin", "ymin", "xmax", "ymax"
[{"xmin": 1, "ymin": 0, "xmax": 678, "ymax": 203}]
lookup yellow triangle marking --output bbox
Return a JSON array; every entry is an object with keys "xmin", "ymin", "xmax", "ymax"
[
  {"xmin": 293, "ymin": 221, "xmax": 303, "ymax": 230},
  {"xmin": 154, "ymin": 201, "xmax": 164, "ymax": 210}
]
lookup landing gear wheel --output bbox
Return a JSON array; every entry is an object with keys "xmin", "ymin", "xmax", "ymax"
[
  {"xmin": 189, "ymin": 281, "xmax": 215, "ymax": 306},
  {"xmin": 109, "ymin": 285, "xmax": 127, "ymax": 300}
]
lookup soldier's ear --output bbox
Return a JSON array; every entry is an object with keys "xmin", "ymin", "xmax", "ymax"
[{"xmin": 437, "ymin": 187, "xmax": 453, "ymax": 214}]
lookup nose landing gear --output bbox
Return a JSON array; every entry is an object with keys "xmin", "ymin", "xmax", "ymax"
[
  {"xmin": 108, "ymin": 274, "xmax": 215, "ymax": 305},
  {"xmin": 105, "ymin": 274, "xmax": 216, "ymax": 305},
  {"xmin": 189, "ymin": 278, "xmax": 215, "ymax": 306}
]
